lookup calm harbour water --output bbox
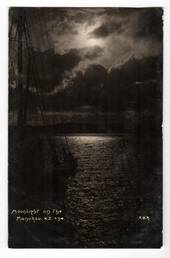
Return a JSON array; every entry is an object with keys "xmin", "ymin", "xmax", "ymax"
[
  {"xmin": 9, "ymin": 133, "xmax": 161, "ymax": 247},
  {"xmin": 55, "ymin": 135, "xmax": 142, "ymax": 247}
]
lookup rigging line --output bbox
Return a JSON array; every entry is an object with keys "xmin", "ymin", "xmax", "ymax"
[
  {"xmin": 22, "ymin": 11, "xmax": 72, "ymax": 158},
  {"xmin": 23, "ymin": 12, "xmax": 69, "ymax": 158},
  {"xmin": 9, "ymin": 9, "xmax": 18, "ymax": 48},
  {"xmin": 23, "ymin": 22, "xmax": 58, "ymax": 163},
  {"xmin": 9, "ymin": 12, "xmax": 18, "ymax": 79},
  {"xmin": 26, "ymin": 10, "xmax": 55, "ymax": 121},
  {"xmin": 12, "ymin": 10, "xmax": 40, "ymax": 126},
  {"xmin": 23, "ymin": 16, "xmax": 48, "ymax": 126},
  {"xmin": 22, "ymin": 37, "xmax": 47, "ymax": 127},
  {"xmin": 27, "ymin": 53, "xmax": 48, "ymax": 126},
  {"xmin": 33, "ymin": 10, "xmax": 51, "ymax": 49},
  {"xmin": 28, "ymin": 10, "xmax": 72, "ymax": 153},
  {"xmin": 26, "ymin": 10, "xmax": 67, "ymax": 155},
  {"xmin": 31, "ymin": 10, "xmax": 60, "ymax": 127},
  {"xmin": 24, "ymin": 13, "xmax": 50, "ymax": 126},
  {"xmin": 9, "ymin": 15, "xmax": 16, "ymax": 124},
  {"xmin": 35, "ymin": 10, "xmax": 56, "ymax": 126},
  {"xmin": 16, "ymin": 10, "xmax": 25, "ymax": 127},
  {"xmin": 10, "ymin": 12, "xmax": 52, "ymax": 135},
  {"xmin": 9, "ymin": 10, "xmax": 15, "ymax": 40},
  {"xmin": 22, "ymin": 36, "xmax": 31, "ymax": 124},
  {"xmin": 9, "ymin": 16, "xmax": 18, "ymax": 84}
]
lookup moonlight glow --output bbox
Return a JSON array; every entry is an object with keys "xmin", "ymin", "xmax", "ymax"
[
  {"xmin": 75, "ymin": 23, "xmax": 104, "ymax": 48},
  {"xmin": 54, "ymin": 22, "xmax": 105, "ymax": 54}
]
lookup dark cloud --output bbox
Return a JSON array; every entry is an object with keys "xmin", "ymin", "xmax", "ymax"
[
  {"xmin": 84, "ymin": 64, "xmax": 107, "ymax": 87},
  {"xmin": 134, "ymin": 8, "xmax": 163, "ymax": 40},
  {"xmin": 50, "ymin": 55, "xmax": 161, "ymax": 111},
  {"xmin": 31, "ymin": 48, "xmax": 81, "ymax": 92},
  {"xmin": 90, "ymin": 21, "xmax": 122, "ymax": 38},
  {"xmin": 58, "ymin": 49, "xmax": 81, "ymax": 70},
  {"xmin": 103, "ymin": 8, "xmax": 138, "ymax": 17},
  {"xmin": 79, "ymin": 46, "xmax": 103, "ymax": 60},
  {"xmin": 108, "ymin": 55, "xmax": 161, "ymax": 85}
]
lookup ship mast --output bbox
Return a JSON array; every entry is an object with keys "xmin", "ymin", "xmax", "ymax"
[{"xmin": 17, "ymin": 9, "xmax": 24, "ymax": 129}]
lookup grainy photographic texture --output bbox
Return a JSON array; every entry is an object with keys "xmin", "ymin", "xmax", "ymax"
[{"xmin": 8, "ymin": 7, "xmax": 163, "ymax": 248}]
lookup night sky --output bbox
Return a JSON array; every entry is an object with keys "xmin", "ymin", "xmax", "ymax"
[
  {"xmin": 9, "ymin": 7, "xmax": 163, "ymax": 104},
  {"xmin": 29, "ymin": 8, "xmax": 163, "ymax": 70}
]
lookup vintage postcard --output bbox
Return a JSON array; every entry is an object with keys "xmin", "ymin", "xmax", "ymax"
[{"xmin": 8, "ymin": 7, "xmax": 163, "ymax": 248}]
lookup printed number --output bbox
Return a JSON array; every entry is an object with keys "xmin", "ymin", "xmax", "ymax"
[{"xmin": 139, "ymin": 215, "xmax": 150, "ymax": 221}]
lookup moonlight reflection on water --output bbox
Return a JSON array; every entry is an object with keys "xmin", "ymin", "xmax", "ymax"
[{"xmin": 62, "ymin": 135, "xmax": 138, "ymax": 247}]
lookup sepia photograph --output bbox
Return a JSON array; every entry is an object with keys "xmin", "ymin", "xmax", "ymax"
[{"xmin": 8, "ymin": 7, "xmax": 163, "ymax": 248}]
